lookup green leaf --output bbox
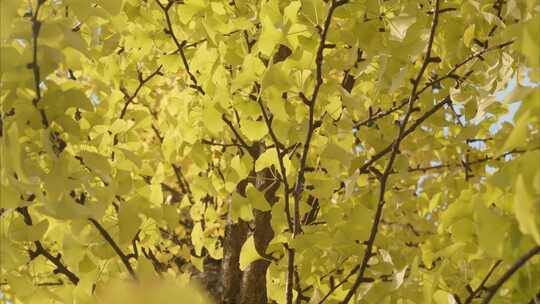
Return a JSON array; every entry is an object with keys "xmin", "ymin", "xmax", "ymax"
[
  {"xmin": 433, "ymin": 290, "xmax": 455, "ymax": 304},
  {"xmin": 202, "ymin": 103, "xmax": 225, "ymax": 135},
  {"xmin": 356, "ymin": 175, "xmax": 369, "ymax": 187},
  {"xmin": 388, "ymin": 16, "xmax": 416, "ymax": 42},
  {"xmin": 257, "ymin": 1, "xmax": 283, "ymax": 56},
  {"xmin": 284, "ymin": 1, "xmax": 301, "ymax": 24},
  {"xmin": 192, "ymin": 222, "xmax": 204, "ymax": 256},
  {"xmin": 110, "ymin": 119, "xmax": 133, "ymax": 134},
  {"xmin": 241, "ymin": 120, "xmax": 267, "ymax": 142},
  {"xmin": 79, "ymin": 254, "xmax": 97, "ymax": 273},
  {"xmin": 0, "ymin": 185, "xmax": 20, "ymax": 209},
  {"xmin": 502, "ymin": 109, "xmax": 530, "ymax": 152},
  {"xmin": 191, "ymin": 255, "xmax": 204, "ymax": 272},
  {"xmin": 393, "ymin": 265, "xmax": 408, "ymax": 290},
  {"xmin": 0, "ymin": 0, "xmax": 19, "ymax": 40},
  {"xmin": 231, "ymin": 192, "xmax": 254, "ymax": 222},
  {"xmin": 118, "ymin": 202, "xmax": 141, "ymax": 244},
  {"xmin": 96, "ymin": 0, "xmax": 124, "ymax": 15},
  {"xmin": 394, "ymin": 154, "xmax": 409, "ymax": 173},
  {"xmin": 231, "ymin": 154, "xmax": 251, "ymax": 181},
  {"xmin": 463, "ymin": 24, "xmax": 475, "ymax": 48},
  {"xmin": 255, "ymin": 148, "xmax": 277, "ymax": 172},
  {"xmin": 159, "ymin": 54, "xmax": 179, "ymax": 73},
  {"xmin": 178, "ymin": 0, "xmax": 208, "ymax": 23},
  {"xmin": 265, "ymin": 89, "xmax": 289, "ymax": 122},
  {"xmin": 514, "ymin": 176, "xmax": 540, "ymax": 244},
  {"xmin": 79, "ymin": 151, "xmax": 112, "ymax": 181},
  {"xmin": 9, "ymin": 217, "xmax": 49, "ymax": 242},
  {"xmin": 246, "ymin": 184, "xmax": 271, "ymax": 211},
  {"xmin": 239, "ymin": 236, "xmax": 264, "ymax": 271},
  {"xmin": 474, "ymin": 201, "xmax": 509, "ymax": 258}
]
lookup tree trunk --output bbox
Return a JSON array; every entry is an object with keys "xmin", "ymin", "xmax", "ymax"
[
  {"xmin": 240, "ymin": 209, "xmax": 273, "ymax": 304},
  {"xmin": 239, "ymin": 168, "xmax": 278, "ymax": 304},
  {"xmin": 220, "ymin": 218, "xmax": 249, "ymax": 304}
]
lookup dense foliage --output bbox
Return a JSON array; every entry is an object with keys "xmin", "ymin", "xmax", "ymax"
[{"xmin": 1, "ymin": 0, "xmax": 539, "ymax": 303}]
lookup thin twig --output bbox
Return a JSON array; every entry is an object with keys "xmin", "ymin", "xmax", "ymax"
[
  {"xmin": 88, "ymin": 218, "xmax": 138, "ymax": 280},
  {"xmin": 353, "ymin": 99, "xmax": 409, "ymax": 129},
  {"xmin": 29, "ymin": 0, "xmax": 48, "ymax": 128},
  {"xmin": 294, "ymin": 0, "xmax": 349, "ymax": 235},
  {"xmin": 118, "ymin": 66, "xmax": 163, "ymax": 120},
  {"xmin": 154, "ymin": 0, "xmax": 204, "ymax": 94},
  {"xmin": 288, "ymin": 1, "xmax": 348, "ymax": 302},
  {"xmin": 113, "ymin": 66, "xmax": 163, "ymax": 154},
  {"xmin": 317, "ymin": 265, "xmax": 360, "ymax": 304},
  {"xmin": 172, "ymin": 164, "xmax": 194, "ymax": 204},
  {"xmin": 417, "ymin": 41, "xmax": 514, "ymax": 96},
  {"xmin": 343, "ymin": 1, "xmax": 441, "ymax": 301},
  {"xmin": 481, "ymin": 246, "xmax": 540, "ymax": 304},
  {"xmin": 464, "ymin": 260, "xmax": 502, "ymax": 304},
  {"xmin": 150, "ymin": 123, "xmax": 194, "ymax": 204},
  {"xmin": 256, "ymin": 97, "xmax": 294, "ymax": 231},
  {"xmin": 222, "ymin": 114, "xmax": 255, "ymax": 158},
  {"xmin": 16, "ymin": 207, "xmax": 80, "ymax": 285},
  {"xmin": 353, "ymin": 40, "xmax": 511, "ymax": 131},
  {"xmin": 358, "ymin": 96, "xmax": 451, "ymax": 174},
  {"xmin": 406, "ymin": 147, "xmax": 538, "ymax": 175}
]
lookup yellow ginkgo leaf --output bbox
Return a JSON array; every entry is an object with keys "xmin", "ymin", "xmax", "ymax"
[
  {"xmin": 118, "ymin": 202, "xmax": 141, "ymax": 244},
  {"xmin": 241, "ymin": 120, "xmax": 267, "ymax": 142},
  {"xmin": 514, "ymin": 175, "xmax": 540, "ymax": 244},
  {"xmin": 239, "ymin": 236, "xmax": 264, "ymax": 271},
  {"xmin": 502, "ymin": 110, "xmax": 530, "ymax": 152},
  {"xmin": 388, "ymin": 16, "xmax": 416, "ymax": 42}
]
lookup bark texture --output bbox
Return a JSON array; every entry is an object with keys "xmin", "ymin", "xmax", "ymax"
[
  {"xmin": 221, "ymin": 219, "xmax": 249, "ymax": 303},
  {"xmin": 239, "ymin": 210, "xmax": 273, "ymax": 304},
  {"xmin": 220, "ymin": 148, "xmax": 280, "ymax": 303}
]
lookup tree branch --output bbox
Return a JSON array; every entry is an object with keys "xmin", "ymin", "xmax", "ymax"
[
  {"xmin": 417, "ymin": 41, "xmax": 514, "ymax": 96},
  {"xmin": 118, "ymin": 66, "xmax": 163, "ymax": 120},
  {"xmin": 112, "ymin": 66, "xmax": 163, "ymax": 160},
  {"xmin": 343, "ymin": 1, "xmax": 442, "ymax": 301},
  {"xmin": 464, "ymin": 260, "xmax": 502, "ymax": 304},
  {"xmin": 29, "ymin": 0, "xmax": 48, "ymax": 128},
  {"xmin": 88, "ymin": 218, "xmax": 138, "ymax": 280},
  {"xmin": 358, "ymin": 96, "xmax": 451, "ymax": 174},
  {"xmin": 154, "ymin": 0, "xmax": 205, "ymax": 94},
  {"xmin": 353, "ymin": 99, "xmax": 409, "ymax": 129},
  {"xmin": 172, "ymin": 163, "xmax": 194, "ymax": 204},
  {"xmin": 317, "ymin": 264, "xmax": 360, "ymax": 304},
  {"xmin": 257, "ymin": 93, "xmax": 295, "ymax": 302},
  {"xmin": 353, "ymin": 40, "xmax": 512, "ymax": 132},
  {"xmin": 287, "ymin": 1, "xmax": 348, "ymax": 302},
  {"xmin": 16, "ymin": 207, "xmax": 80, "ymax": 285},
  {"xmin": 406, "ymin": 147, "xmax": 539, "ymax": 175},
  {"xmin": 294, "ymin": 0, "xmax": 348, "ymax": 235},
  {"xmin": 481, "ymin": 246, "xmax": 540, "ymax": 304},
  {"xmin": 150, "ymin": 122, "xmax": 194, "ymax": 205},
  {"xmin": 26, "ymin": 0, "xmax": 67, "ymax": 156},
  {"xmin": 256, "ymin": 97, "xmax": 294, "ymax": 232},
  {"xmin": 222, "ymin": 114, "xmax": 256, "ymax": 158}
]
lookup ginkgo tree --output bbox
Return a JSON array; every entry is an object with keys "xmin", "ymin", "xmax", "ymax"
[{"xmin": 1, "ymin": 0, "xmax": 539, "ymax": 303}]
